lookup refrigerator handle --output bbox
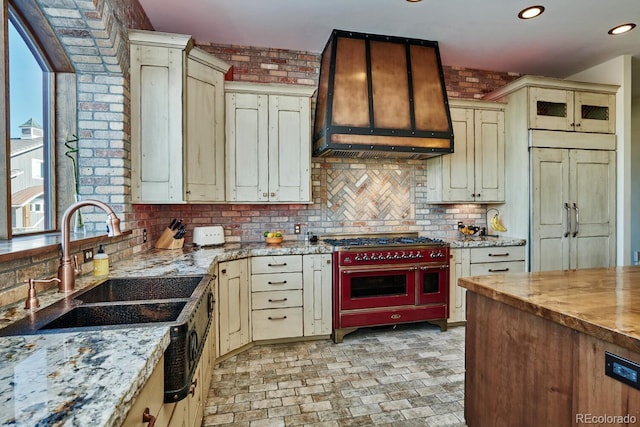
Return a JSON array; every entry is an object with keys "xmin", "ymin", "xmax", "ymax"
[
  {"xmin": 572, "ymin": 203, "xmax": 579, "ymax": 237},
  {"xmin": 564, "ymin": 202, "xmax": 571, "ymax": 237}
]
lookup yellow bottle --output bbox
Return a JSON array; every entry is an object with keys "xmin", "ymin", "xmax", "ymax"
[{"xmin": 93, "ymin": 245, "xmax": 109, "ymax": 277}]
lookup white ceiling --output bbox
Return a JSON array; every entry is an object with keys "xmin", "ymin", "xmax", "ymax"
[{"xmin": 138, "ymin": 0, "xmax": 640, "ymax": 88}]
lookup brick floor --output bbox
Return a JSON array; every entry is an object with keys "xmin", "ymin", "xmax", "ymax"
[{"xmin": 204, "ymin": 323, "xmax": 466, "ymax": 426}]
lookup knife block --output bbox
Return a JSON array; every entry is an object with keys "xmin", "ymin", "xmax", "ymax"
[{"xmin": 155, "ymin": 227, "xmax": 184, "ymax": 249}]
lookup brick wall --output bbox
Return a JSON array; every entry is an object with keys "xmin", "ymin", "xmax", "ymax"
[{"xmin": 0, "ymin": 0, "xmax": 153, "ymax": 307}]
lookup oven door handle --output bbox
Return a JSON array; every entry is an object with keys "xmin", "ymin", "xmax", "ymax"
[
  {"xmin": 343, "ymin": 267, "xmax": 419, "ymax": 274},
  {"xmin": 419, "ymin": 265, "xmax": 449, "ymax": 270}
]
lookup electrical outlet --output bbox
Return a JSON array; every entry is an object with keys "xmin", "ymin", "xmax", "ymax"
[
  {"xmin": 294, "ymin": 224, "xmax": 301, "ymax": 234},
  {"xmin": 83, "ymin": 248, "xmax": 94, "ymax": 262}
]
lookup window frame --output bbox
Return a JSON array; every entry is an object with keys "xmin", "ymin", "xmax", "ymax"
[{"xmin": 1, "ymin": 0, "xmax": 74, "ymax": 240}]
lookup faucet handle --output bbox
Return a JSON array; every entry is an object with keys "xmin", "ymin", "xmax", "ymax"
[
  {"xmin": 24, "ymin": 277, "xmax": 61, "ymax": 309},
  {"xmin": 73, "ymin": 255, "xmax": 80, "ymax": 276}
]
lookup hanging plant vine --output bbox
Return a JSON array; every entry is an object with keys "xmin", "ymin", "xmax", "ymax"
[
  {"xmin": 64, "ymin": 134, "xmax": 79, "ymax": 194},
  {"xmin": 64, "ymin": 134, "xmax": 83, "ymax": 230}
]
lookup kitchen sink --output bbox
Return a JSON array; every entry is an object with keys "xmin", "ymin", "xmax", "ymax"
[
  {"xmin": 38, "ymin": 301, "xmax": 187, "ymax": 330},
  {"xmin": 0, "ymin": 274, "xmax": 214, "ymax": 403},
  {"xmin": 74, "ymin": 276, "xmax": 202, "ymax": 303},
  {"xmin": 0, "ymin": 274, "xmax": 210, "ymax": 336}
]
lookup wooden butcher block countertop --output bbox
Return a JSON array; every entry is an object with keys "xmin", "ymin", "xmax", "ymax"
[{"xmin": 458, "ymin": 266, "xmax": 640, "ymax": 353}]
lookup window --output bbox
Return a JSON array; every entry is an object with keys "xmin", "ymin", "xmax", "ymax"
[{"xmin": 5, "ymin": 5, "xmax": 55, "ymax": 236}]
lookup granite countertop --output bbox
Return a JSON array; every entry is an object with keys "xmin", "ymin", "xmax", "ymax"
[
  {"xmin": 0, "ymin": 236, "xmax": 522, "ymax": 426},
  {"xmin": 444, "ymin": 235, "xmax": 526, "ymax": 248},
  {"xmin": 458, "ymin": 266, "xmax": 640, "ymax": 353},
  {"xmin": 0, "ymin": 240, "xmax": 332, "ymax": 427}
]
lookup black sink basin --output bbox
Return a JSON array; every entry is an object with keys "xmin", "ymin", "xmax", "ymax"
[
  {"xmin": 74, "ymin": 276, "xmax": 202, "ymax": 303},
  {"xmin": 38, "ymin": 301, "xmax": 187, "ymax": 330},
  {"xmin": 0, "ymin": 274, "xmax": 214, "ymax": 403}
]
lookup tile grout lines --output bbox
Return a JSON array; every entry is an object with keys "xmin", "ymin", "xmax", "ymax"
[{"xmin": 204, "ymin": 323, "xmax": 467, "ymax": 426}]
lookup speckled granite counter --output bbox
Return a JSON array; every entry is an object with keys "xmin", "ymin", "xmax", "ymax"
[
  {"xmin": 444, "ymin": 235, "xmax": 526, "ymax": 248},
  {"xmin": 0, "ymin": 241, "xmax": 332, "ymax": 427}
]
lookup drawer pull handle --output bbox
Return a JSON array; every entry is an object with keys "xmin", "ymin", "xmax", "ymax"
[
  {"xmin": 488, "ymin": 268, "xmax": 510, "ymax": 272},
  {"xmin": 268, "ymin": 298, "xmax": 288, "ymax": 302},
  {"xmin": 268, "ymin": 316, "xmax": 288, "ymax": 320},
  {"xmin": 268, "ymin": 262, "xmax": 288, "ymax": 267},
  {"xmin": 142, "ymin": 408, "xmax": 156, "ymax": 426},
  {"xmin": 268, "ymin": 280, "xmax": 288, "ymax": 285},
  {"xmin": 488, "ymin": 253, "xmax": 509, "ymax": 257},
  {"xmin": 390, "ymin": 314, "xmax": 401, "ymax": 319}
]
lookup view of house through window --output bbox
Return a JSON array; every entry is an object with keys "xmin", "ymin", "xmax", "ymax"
[{"xmin": 8, "ymin": 12, "xmax": 54, "ymax": 235}]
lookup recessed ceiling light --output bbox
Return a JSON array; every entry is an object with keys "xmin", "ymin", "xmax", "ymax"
[
  {"xmin": 406, "ymin": 0, "xmax": 422, "ymax": 2},
  {"xmin": 608, "ymin": 23, "xmax": 636, "ymax": 35},
  {"xmin": 518, "ymin": 5, "xmax": 545, "ymax": 19}
]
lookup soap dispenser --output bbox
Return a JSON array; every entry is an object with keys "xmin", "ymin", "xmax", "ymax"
[{"xmin": 93, "ymin": 245, "xmax": 109, "ymax": 277}]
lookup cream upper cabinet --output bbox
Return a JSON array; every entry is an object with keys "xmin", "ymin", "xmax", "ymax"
[
  {"xmin": 426, "ymin": 99, "xmax": 505, "ymax": 203},
  {"xmin": 225, "ymin": 82, "xmax": 315, "ymax": 203},
  {"xmin": 184, "ymin": 49, "xmax": 228, "ymax": 202},
  {"xmin": 129, "ymin": 30, "xmax": 230, "ymax": 203},
  {"xmin": 529, "ymin": 87, "xmax": 615, "ymax": 133}
]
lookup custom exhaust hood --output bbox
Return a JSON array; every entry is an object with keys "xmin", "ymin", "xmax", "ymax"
[{"xmin": 313, "ymin": 30, "xmax": 454, "ymax": 159}]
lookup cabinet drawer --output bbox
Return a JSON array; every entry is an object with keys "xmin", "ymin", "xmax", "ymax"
[
  {"xmin": 251, "ymin": 272, "xmax": 302, "ymax": 291},
  {"xmin": 252, "ymin": 290, "xmax": 302, "ymax": 309},
  {"xmin": 469, "ymin": 261, "xmax": 525, "ymax": 276},
  {"xmin": 470, "ymin": 246, "xmax": 525, "ymax": 263},
  {"xmin": 251, "ymin": 255, "xmax": 302, "ymax": 274},
  {"xmin": 252, "ymin": 307, "xmax": 303, "ymax": 340}
]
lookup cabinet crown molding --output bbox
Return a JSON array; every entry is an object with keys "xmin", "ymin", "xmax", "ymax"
[
  {"xmin": 485, "ymin": 75, "xmax": 619, "ymax": 101},
  {"xmin": 225, "ymin": 81, "xmax": 316, "ymax": 97},
  {"xmin": 189, "ymin": 47, "xmax": 231, "ymax": 74},
  {"xmin": 128, "ymin": 29, "xmax": 193, "ymax": 50}
]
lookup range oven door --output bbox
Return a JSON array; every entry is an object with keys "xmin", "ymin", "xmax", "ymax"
[
  {"xmin": 339, "ymin": 266, "xmax": 416, "ymax": 310},
  {"xmin": 416, "ymin": 264, "xmax": 449, "ymax": 305}
]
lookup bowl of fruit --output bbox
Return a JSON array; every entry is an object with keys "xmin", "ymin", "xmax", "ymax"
[{"xmin": 263, "ymin": 231, "xmax": 284, "ymax": 245}]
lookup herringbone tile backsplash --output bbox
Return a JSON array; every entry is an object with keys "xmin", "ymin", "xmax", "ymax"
[{"xmin": 326, "ymin": 166, "xmax": 413, "ymax": 222}]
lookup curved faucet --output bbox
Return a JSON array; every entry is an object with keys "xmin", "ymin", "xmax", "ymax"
[{"xmin": 58, "ymin": 199, "xmax": 123, "ymax": 292}]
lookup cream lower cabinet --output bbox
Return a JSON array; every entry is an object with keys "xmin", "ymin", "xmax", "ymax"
[
  {"xmin": 426, "ymin": 99, "xmax": 505, "ymax": 203},
  {"xmin": 531, "ymin": 147, "xmax": 616, "ymax": 272},
  {"xmin": 250, "ymin": 255, "xmax": 304, "ymax": 340},
  {"xmin": 449, "ymin": 246, "xmax": 526, "ymax": 324},
  {"xmin": 122, "ymin": 356, "xmax": 167, "ymax": 427},
  {"xmin": 130, "ymin": 30, "xmax": 230, "ymax": 203},
  {"xmin": 302, "ymin": 254, "xmax": 333, "ymax": 337},
  {"xmin": 225, "ymin": 82, "xmax": 315, "ymax": 203},
  {"xmin": 216, "ymin": 258, "xmax": 250, "ymax": 357}
]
